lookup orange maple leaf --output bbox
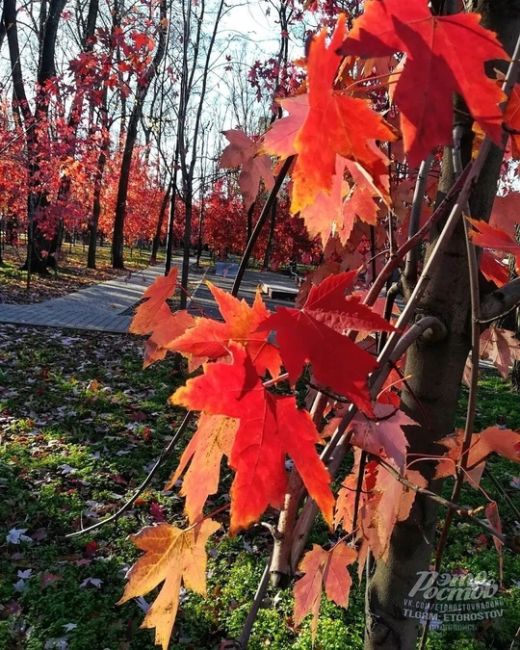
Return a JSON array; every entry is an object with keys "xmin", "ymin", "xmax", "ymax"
[
  {"xmin": 119, "ymin": 519, "xmax": 219, "ymax": 650},
  {"xmin": 300, "ymin": 156, "xmax": 352, "ymax": 246},
  {"xmin": 170, "ymin": 281, "xmax": 281, "ymax": 376},
  {"xmin": 170, "ymin": 345, "xmax": 334, "ymax": 533},
  {"xmin": 165, "ymin": 414, "xmax": 238, "ymax": 523},
  {"xmin": 294, "ymin": 542, "xmax": 357, "ymax": 639},
  {"xmin": 129, "ymin": 268, "xmax": 179, "ymax": 335},
  {"xmin": 299, "ymin": 156, "xmax": 388, "ymax": 246},
  {"xmin": 220, "ymin": 129, "xmax": 274, "ymax": 209},
  {"xmin": 335, "ymin": 459, "xmax": 426, "ymax": 560},
  {"xmin": 263, "ymin": 15, "xmax": 395, "ymax": 214},
  {"xmin": 436, "ymin": 426, "xmax": 520, "ymax": 484},
  {"xmin": 129, "ymin": 268, "xmax": 195, "ymax": 367}
]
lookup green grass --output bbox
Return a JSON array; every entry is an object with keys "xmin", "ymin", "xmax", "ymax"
[{"xmin": 0, "ymin": 326, "xmax": 518, "ymax": 649}]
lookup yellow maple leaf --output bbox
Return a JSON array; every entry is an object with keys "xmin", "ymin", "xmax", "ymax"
[{"xmin": 118, "ymin": 519, "xmax": 219, "ymax": 649}]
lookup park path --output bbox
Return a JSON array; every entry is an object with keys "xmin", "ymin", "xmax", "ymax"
[
  {"xmin": 0, "ymin": 261, "xmax": 299, "ymax": 333},
  {"xmin": 0, "ymin": 265, "xmax": 169, "ymax": 333}
]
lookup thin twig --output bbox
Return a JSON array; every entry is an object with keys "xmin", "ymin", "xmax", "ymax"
[
  {"xmin": 485, "ymin": 467, "xmax": 520, "ymax": 520},
  {"xmin": 238, "ymin": 559, "xmax": 272, "ymax": 648},
  {"xmin": 509, "ymin": 624, "xmax": 520, "ymax": 650},
  {"xmin": 66, "ymin": 410, "xmax": 194, "ymax": 537},
  {"xmin": 403, "ymin": 155, "xmax": 433, "ymax": 286},
  {"xmin": 231, "ymin": 156, "xmax": 294, "ymax": 297},
  {"xmin": 377, "ymin": 459, "xmax": 506, "ymax": 545},
  {"xmin": 363, "ymin": 161, "xmax": 473, "ymax": 307}
]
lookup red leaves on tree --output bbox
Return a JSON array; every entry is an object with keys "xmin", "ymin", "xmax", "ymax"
[
  {"xmin": 480, "ymin": 250, "xmax": 510, "ymax": 288},
  {"xmin": 468, "ymin": 218, "xmax": 520, "ymax": 273},
  {"xmin": 263, "ymin": 15, "xmax": 395, "ymax": 213},
  {"xmin": 170, "ymin": 345, "xmax": 334, "ymax": 533},
  {"xmin": 479, "ymin": 325, "xmax": 520, "ymax": 378},
  {"xmin": 341, "ymin": 0, "xmax": 508, "ymax": 165},
  {"xmin": 131, "ymin": 32, "xmax": 156, "ymax": 51},
  {"xmin": 490, "ymin": 193, "xmax": 520, "ymax": 236},
  {"xmin": 293, "ymin": 542, "xmax": 357, "ymax": 639},
  {"xmin": 260, "ymin": 272, "xmax": 393, "ymax": 414},
  {"xmin": 349, "ymin": 403, "xmax": 417, "ymax": 471},
  {"xmin": 219, "ymin": 129, "xmax": 274, "ymax": 209},
  {"xmin": 504, "ymin": 83, "xmax": 520, "ymax": 158},
  {"xmin": 170, "ymin": 282, "xmax": 281, "ymax": 376}
]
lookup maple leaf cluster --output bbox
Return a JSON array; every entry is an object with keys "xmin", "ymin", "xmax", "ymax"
[
  {"xmin": 123, "ymin": 266, "xmax": 520, "ymax": 646},
  {"xmin": 118, "ymin": 2, "xmax": 520, "ymax": 647}
]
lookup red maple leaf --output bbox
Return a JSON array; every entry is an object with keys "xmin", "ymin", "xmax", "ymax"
[
  {"xmin": 341, "ymin": 0, "xmax": 508, "ymax": 165},
  {"xmin": 480, "ymin": 250, "xmax": 509, "ymax": 288},
  {"xmin": 479, "ymin": 326, "xmax": 520, "ymax": 378},
  {"xmin": 504, "ymin": 83, "xmax": 520, "ymax": 159},
  {"xmin": 293, "ymin": 542, "xmax": 357, "ymax": 639},
  {"xmin": 131, "ymin": 31, "xmax": 155, "ymax": 51},
  {"xmin": 349, "ymin": 403, "xmax": 416, "ymax": 471},
  {"xmin": 490, "ymin": 193, "xmax": 520, "ymax": 236},
  {"xmin": 260, "ymin": 272, "xmax": 393, "ymax": 413},
  {"xmin": 171, "ymin": 345, "xmax": 334, "ymax": 533},
  {"xmin": 468, "ymin": 218, "xmax": 520, "ymax": 272},
  {"xmin": 261, "ymin": 94, "xmax": 309, "ymax": 159}
]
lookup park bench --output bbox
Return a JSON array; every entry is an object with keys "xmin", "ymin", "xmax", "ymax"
[{"xmin": 260, "ymin": 282, "xmax": 299, "ymax": 301}]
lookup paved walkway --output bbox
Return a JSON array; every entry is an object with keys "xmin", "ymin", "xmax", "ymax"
[
  {"xmin": 0, "ymin": 265, "xmax": 170, "ymax": 333},
  {"xmin": 0, "ymin": 262, "xmax": 300, "ymax": 333}
]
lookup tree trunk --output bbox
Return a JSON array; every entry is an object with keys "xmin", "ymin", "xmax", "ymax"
[
  {"xmin": 262, "ymin": 197, "xmax": 277, "ymax": 270},
  {"xmin": 196, "ymin": 196, "xmax": 205, "ymax": 267},
  {"xmin": 3, "ymin": 0, "xmax": 66, "ymax": 276},
  {"xmin": 111, "ymin": 0, "xmax": 167, "ymax": 269},
  {"xmin": 150, "ymin": 184, "xmax": 171, "ymax": 265},
  {"xmin": 180, "ymin": 189, "xmax": 193, "ymax": 309},
  {"xmin": 364, "ymin": 4, "xmax": 520, "ymax": 648},
  {"xmin": 87, "ymin": 138, "xmax": 108, "ymax": 269}
]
